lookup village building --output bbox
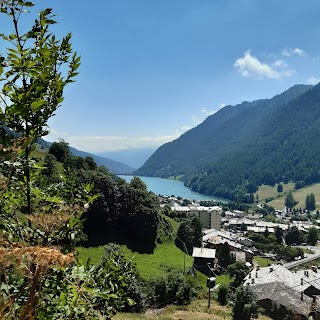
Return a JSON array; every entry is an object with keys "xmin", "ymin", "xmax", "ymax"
[
  {"xmin": 244, "ymin": 265, "xmax": 320, "ymax": 319},
  {"xmin": 203, "ymin": 229, "xmax": 255, "ymax": 263},
  {"xmin": 192, "ymin": 247, "xmax": 216, "ymax": 276},
  {"xmin": 171, "ymin": 205, "xmax": 222, "ymax": 229}
]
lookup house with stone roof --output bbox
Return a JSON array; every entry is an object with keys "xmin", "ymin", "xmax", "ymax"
[{"xmin": 244, "ymin": 265, "xmax": 320, "ymax": 319}]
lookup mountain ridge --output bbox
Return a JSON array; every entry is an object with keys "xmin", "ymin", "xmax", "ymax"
[
  {"xmin": 135, "ymin": 84, "xmax": 317, "ymax": 201},
  {"xmin": 37, "ymin": 139, "xmax": 135, "ymax": 174}
]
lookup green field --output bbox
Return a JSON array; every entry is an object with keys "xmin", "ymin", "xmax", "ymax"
[
  {"xmin": 253, "ymin": 256, "xmax": 271, "ymax": 267},
  {"xmin": 78, "ymin": 242, "xmax": 193, "ymax": 278},
  {"xmin": 255, "ymin": 182, "xmax": 320, "ymax": 210},
  {"xmin": 254, "ymin": 182, "xmax": 295, "ymax": 203}
]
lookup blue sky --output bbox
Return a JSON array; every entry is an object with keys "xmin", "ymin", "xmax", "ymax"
[{"xmin": 2, "ymin": 0, "xmax": 320, "ymax": 153}]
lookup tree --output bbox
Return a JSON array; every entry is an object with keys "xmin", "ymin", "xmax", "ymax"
[
  {"xmin": 306, "ymin": 193, "xmax": 316, "ymax": 211},
  {"xmin": 175, "ymin": 216, "xmax": 202, "ymax": 254},
  {"xmin": 0, "ymin": 2, "xmax": 80, "ymax": 215},
  {"xmin": 285, "ymin": 192, "xmax": 296, "ymax": 209},
  {"xmin": 277, "ymin": 183, "xmax": 283, "ymax": 193},
  {"xmin": 217, "ymin": 283, "xmax": 229, "ymax": 305},
  {"xmin": 217, "ymin": 242, "xmax": 232, "ymax": 268},
  {"xmin": 49, "ymin": 140, "xmax": 71, "ymax": 163},
  {"xmin": 307, "ymin": 227, "xmax": 318, "ymax": 246},
  {"xmin": 285, "ymin": 226, "xmax": 304, "ymax": 245},
  {"xmin": 275, "ymin": 226, "xmax": 283, "ymax": 244},
  {"xmin": 41, "ymin": 153, "xmax": 59, "ymax": 183},
  {"xmin": 227, "ymin": 261, "xmax": 249, "ymax": 288},
  {"xmin": 190, "ymin": 216, "xmax": 202, "ymax": 248},
  {"xmin": 85, "ymin": 156, "xmax": 97, "ymax": 170},
  {"xmin": 232, "ymin": 285, "xmax": 258, "ymax": 320}
]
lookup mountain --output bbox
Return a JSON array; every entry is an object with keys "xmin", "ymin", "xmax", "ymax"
[
  {"xmin": 136, "ymin": 84, "xmax": 319, "ymax": 201},
  {"xmin": 37, "ymin": 140, "xmax": 135, "ymax": 174},
  {"xmin": 68, "ymin": 147, "xmax": 135, "ymax": 174},
  {"xmin": 96, "ymin": 148, "xmax": 156, "ymax": 169}
]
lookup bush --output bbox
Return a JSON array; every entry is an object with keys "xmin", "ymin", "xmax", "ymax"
[
  {"xmin": 217, "ymin": 283, "xmax": 229, "ymax": 305},
  {"xmin": 146, "ymin": 268, "xmax": 199, "ymax": 307},
  {"xmin": 232, "ymin": 285, "xmax": 258, "ymax": 320}
]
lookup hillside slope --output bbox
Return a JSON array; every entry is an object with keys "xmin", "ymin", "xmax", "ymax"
[
  {"xmin": 184, "ymin": 83, "xmax": 320, "ymax": 200},
  {"xmin": 135, "ymin": 84, "xmax": 311, "ymax": 178},
  {"xmin": 136, "ymin": 84, "xmax": 320, "ymax": 201},
  {"xmin": 37, "ymin": 139, "xmax": 135, "ymax": 174}
]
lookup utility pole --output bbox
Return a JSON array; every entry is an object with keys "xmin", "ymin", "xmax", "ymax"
[
  {"xmin": 177, "ymin": 235, "xmax": 188, "ymax": 274},
  {"xmin": 207, "ymin": 263, "xmax": 216, "ymax": 308}
]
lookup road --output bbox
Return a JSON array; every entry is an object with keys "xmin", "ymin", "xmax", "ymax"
[{"xmin": 284, "ymin": 245, "xmax": 320, "ymax": 269}]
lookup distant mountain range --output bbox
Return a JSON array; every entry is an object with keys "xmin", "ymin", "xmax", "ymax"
[
  {"xmin": 135, "ymin": 84, "xmax": 320, "ymax": 202},
  {"xmin": 68, "ymin": 147, "xmax": 135, "ymax": 174},
  {"xmin": 96, "ymin": 148, "xmax": 156, "ymax": 169},
  {"xmin": 38, "ymin": 139, "xmax": 135, "ymax": 174}
]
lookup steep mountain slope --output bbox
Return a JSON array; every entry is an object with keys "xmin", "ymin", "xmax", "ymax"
[
  {"xmin": 136, "ymin": 84, "xmax": 312, "ymax": 178},
  {"xmin": 184, "ymin": 83, "xmax": 320, "ymax": 200}
]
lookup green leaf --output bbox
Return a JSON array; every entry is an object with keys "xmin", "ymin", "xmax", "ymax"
[{"xmin": 24, "ymin": 2, "xmax": 35, "ymax": 7}]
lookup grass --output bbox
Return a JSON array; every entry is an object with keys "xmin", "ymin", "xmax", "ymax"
[
  {"xmin": 112, "ymin": 299, "xmax": 271, "ymax": 320},
  {"xmin": 77, "ymin": 246, "xmax": 105, "ymax": 265},
  {"xmin": 254, "ymin": 256, "xmax": 271, "ymax": 267},
  {"xmin": 77, "ymin": 242, "xmax": 194, "ymax": 278},
  {"xmin": 216, "ymin": 274, "xmax": 233, "ymax": 285},
  {"xmin": 254, "ymin": 182, "xmax": 294, "ymax": 203},
  {"xmin": 120, "ymin": 243, "xmax": 193, "ymax": 278},
  {"xmin": 255, "ymin": 182, "xmax": 320, "ymax": 210}
]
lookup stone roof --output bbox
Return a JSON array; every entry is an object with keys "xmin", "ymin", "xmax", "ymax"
[
  {"xmin": 245, "ymin": 265, "xmax": 320, "ymax": 293},
  {"xmin": 251, "ymin": 281, "xmax": 313, "ymax": 317}
]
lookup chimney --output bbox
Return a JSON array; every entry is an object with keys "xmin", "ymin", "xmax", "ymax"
[
  {"xmin": 249, "ymin": 273, "xmax": 251, "ymax": 278},
  {"xmin": 257, "ymin": 265, "xmax": 260, "ymax": 271},
  {"xmin": 307, "ymin": 271, "xmax": 309, "ymax": 277},
  {"xmin": 256, "ymin": 272, "xmax": 258, "ymax": 278},
  {"xmin": 251, "ymin": 278, "xmax": 255, "ymax": 284},
  {"xmin": 301, "ymin": 278, "xmax": 304, "ymax": 285},
  {"xmin": 301, "ymin": 292, "xmax": 304, "ymax": 301},
  {"xmin": 270, "ymin": 266, "xmax": 273, "ymax": 273}
]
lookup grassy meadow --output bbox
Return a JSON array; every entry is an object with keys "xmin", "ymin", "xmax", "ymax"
[
  {"xmin": 254, "ymin": 182, "xmax": 320, "ymax": 210},
  {"xmin": 253, "ymin": 256, "xmax": 271, "ymax": 267}
]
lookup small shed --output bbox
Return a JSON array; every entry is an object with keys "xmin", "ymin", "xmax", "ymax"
[{"xmin": 192, "ymin": 247, "xmax": 216, "ymax": 276}]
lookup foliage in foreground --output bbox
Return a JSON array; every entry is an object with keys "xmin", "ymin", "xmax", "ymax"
[
  {"xmin": 232, "ymin": 285, "xmax": 258, "ymax": 320},
  {"xmin": 0, "ymin": 1, "xmax": 147, "ymax": 319}
]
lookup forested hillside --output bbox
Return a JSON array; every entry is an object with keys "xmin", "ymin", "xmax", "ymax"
[
  {"xmin": 37, "ymin": 138, "xmax": 135, "ymax": 174},
  {"xmin": 136, "ymin": 84, "xmax": 310, "ymax": 178},
  {"xmin": 136, "ymin": 84, "xmax": 320, "ymax": 202}
]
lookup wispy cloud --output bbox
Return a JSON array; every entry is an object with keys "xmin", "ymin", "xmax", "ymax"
[
  {"xmin": 201, "ymin": 107, "xmax": 215, "ymax": 116},
  {"xmin": 234, "ymin": 50, "xmax": 294, "ymax": 79},
  {"xmin": 46, "ymin": 104, "xmax": 229, "ymax": 153},
  {"xmin": 282, "ymin": 48, "xmax": 304, "ymax": 57},
  {"xmin": 201, "ymin": 104, "xmax": 226, "ymax": 117},
  {"xmin": 46, "ymin": 132, "xmax": 180, "ymax": 153},
  {"xmin": 306, "ymin": 76, "xmax": 320, "ymax": 85}
]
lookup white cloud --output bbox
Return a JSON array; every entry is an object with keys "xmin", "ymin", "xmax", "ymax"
[
  {"xmin": 234, "ymin": 50, "xmax": 294, "ymax": 79},
  {"xmin": 282, "ymin": 48, "xmax": 304, "ymax": 57},
  {"xmin": 46, "ymin": 131, "xmax": 180, "ymax": 153},
  {"xmin": 306, "ymin": 76, "xmax": 320, "ymax": 85},
  {"xmin": 273, "ymin": 59, "xmax": 288, "ymax": 68},
  {"xmin": 46, "ymin": 104, "xmax": 229, "ymax": 153},
  {"xmin": 201, "ymin": 104, "xmax": 226, "ymax": 117},
  {"xmin": 201, "ymin": 107, "xmax": 215, "ymax": 116}
]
